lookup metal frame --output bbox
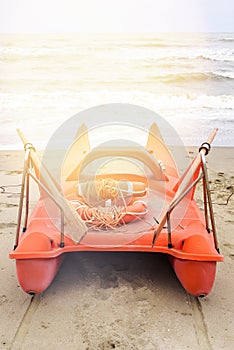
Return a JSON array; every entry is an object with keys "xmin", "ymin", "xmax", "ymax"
[
  {"xmin": 14, "ymin": 150, "xmax": 65, "ymax": 249},
  {"xmin": 165, "ymin": 173, "xmax": 204, "ymax": 249},
  {"xmin": 155, "ymin": 153, "xmax": 220, "ymax": 252},
  {"xmin": 201, "ymin": 153, "xmax": 219, "ymax": 252}
]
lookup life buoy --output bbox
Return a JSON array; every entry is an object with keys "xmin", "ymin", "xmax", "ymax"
[{"xmin": 120, "ymin": 200, "xmax": 148, "ymax": 223}]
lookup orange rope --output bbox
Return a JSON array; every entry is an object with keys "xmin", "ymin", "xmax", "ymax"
[
  {"xmin": 72, "ymin": 179, "xmax": 148, "ymax": 229},
  {"xmin": 70, "ymin": 199, "xmax": 147, "ymax": 229},
  {"xmin": 96, "ymin": 178, "xmax": 119, "ymax": 201}
]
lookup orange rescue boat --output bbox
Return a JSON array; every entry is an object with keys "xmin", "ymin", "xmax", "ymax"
[{"xmin": 9, "ymin": 121, "xmax": 223, "ymax": 297}]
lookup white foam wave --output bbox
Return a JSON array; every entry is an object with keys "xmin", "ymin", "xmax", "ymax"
[
  {"xmin": 1, "ymin": 44, "xmax": 233, "ymax": 63},
  {"xmin": 215, "ymin": 71, "xmax": 234, "ymax": 79},
  {"xmin": 1, "ymin": 92, "xmax": 233, "ymax": 110}
]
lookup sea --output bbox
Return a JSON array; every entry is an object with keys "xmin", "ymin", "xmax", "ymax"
[{"xmin": 0, "ymin": 32, "xmax": 234, "ymax": 150}]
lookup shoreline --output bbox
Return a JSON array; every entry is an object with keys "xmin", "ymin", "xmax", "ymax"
[{"xmin": 1, "ymin": 145, "xmax": 233, "ymax": 170}]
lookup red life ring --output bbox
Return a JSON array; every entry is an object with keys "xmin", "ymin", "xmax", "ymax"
[{"xmin": 121, "ymin": 200, "xmax": 148, "ymax": 223}]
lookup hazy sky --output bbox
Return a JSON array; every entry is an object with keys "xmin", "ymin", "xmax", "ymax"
[{"xmin": 0, "ymin": 0, "xmax": 233, "ymax": 33}]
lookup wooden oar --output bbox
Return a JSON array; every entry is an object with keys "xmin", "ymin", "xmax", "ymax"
[
  {"xmin": 152, "ymin": 128, "xmax": 218, "ymax": 245},
  {"xmin": 17, "ymin": 129, "xmax": 87, "ymax": 244}
]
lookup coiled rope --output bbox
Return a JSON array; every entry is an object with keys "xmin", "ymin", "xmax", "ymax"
[{"xmin": 71, "ymin": 178, "xmax": 148, "ymax": 229}]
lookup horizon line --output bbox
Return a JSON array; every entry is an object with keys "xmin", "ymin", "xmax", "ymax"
[{"xmin": 0, "ymin": 31, "xmax": 233, "ymax": 35}]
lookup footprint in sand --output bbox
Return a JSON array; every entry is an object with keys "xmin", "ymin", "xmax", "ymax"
[
  {"xmin": 0, "ymin": 222, "xmax": 17, "ymax": 229},
  {"xmin": 0, "ymin": 203, "xmax": 18, "ymax": 208},
  {"xmin": 6, "ymin": 194, "xmax": 20, "ymax": 199},
  {"xmin": 6, "ymin": 170, "xmax": 22, "ymax": 175},
  {"xmin": 0, "ymin": 295, "xmax": 8, "ymax": 306}
]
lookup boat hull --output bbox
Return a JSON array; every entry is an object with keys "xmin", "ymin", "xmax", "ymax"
[
  {"xmin": 10, "ymin": 220, "xmax": 222, "ymax": 295},
  {"xmin": 16, "ymin": 256, "xmax": 63, "ymax": 294},
  {"xmin": 169, "ymin": 256, "xmax": 216, "ymax": 297}
]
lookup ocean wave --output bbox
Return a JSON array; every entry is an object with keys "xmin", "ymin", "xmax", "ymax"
[
  {"xmin": 156, "ymin": 72, "xmax": 234, "ymax": 83},
  {"xmin": 1, "ymin": 92, "xmax": 233, "ymax": 110},
  {"xmin": 196, "ymin": 55, "xmax": 234, "ymax": 63},
  {"xmin": 219, "ymin": 37, "xmax": 234, "ymax": 42},
  {"xmin": 1, "ymin": 43, "xmax": 233, "ymax": 63},
  {"xmin": 0, "ymin": 46, "xmax": 89, "ymax": 59},
  {"xmin": 1, "ymin": 69, "xmax": 233, "ymax": 89}
]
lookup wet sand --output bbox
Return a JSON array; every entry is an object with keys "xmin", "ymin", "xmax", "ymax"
[{"xmin": 0, "ymin": 148, "xmax": 233, "ymax": 350}]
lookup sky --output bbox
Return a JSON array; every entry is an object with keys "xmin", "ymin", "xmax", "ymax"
[{"xmin": 0, "ymin": 0, "xmax": 233, "ymax": 33}]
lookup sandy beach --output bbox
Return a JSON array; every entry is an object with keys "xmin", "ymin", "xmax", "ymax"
[{"xmin": 0, "ymin": 147, "xmax": 233, "ymax": 350}]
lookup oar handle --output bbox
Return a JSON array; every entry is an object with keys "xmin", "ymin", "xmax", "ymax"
[
  {"xmin": 17, "ymin": 129, "xmax": 36, "ymax": 152},
  {"xmin": 17, "ymin": 128, "xmax": 28, "ymax": 146},
  {"xmin": 199, "ymin": 128, "xmax": 218, "ymax": 156},
  {"xmin": 207, "ymin": 128, "xmax": 218, "ymax": 144}
]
